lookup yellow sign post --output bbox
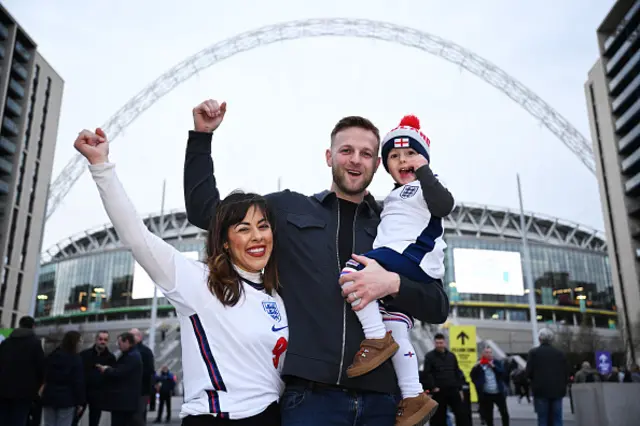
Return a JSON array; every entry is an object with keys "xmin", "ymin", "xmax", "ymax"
[{"xmin": 449, "ymin": 325, "xmax": 478, "ymax": 403}]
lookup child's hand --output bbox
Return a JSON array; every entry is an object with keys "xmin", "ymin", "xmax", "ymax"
[{"xmin": 406, "ymin": 153, "xmax": 429, "ymax": 171}]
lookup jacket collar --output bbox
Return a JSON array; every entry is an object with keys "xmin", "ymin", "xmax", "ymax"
[
  {"xmin": 9, "ymin": 327, "xmax": 35, "ymax": 339},
  {"xmin": 93, "ymin": 345, "xmax": 109, "ymax": 355},
  {"xmin": 313, "ymin": 190, "xmax": 379, "ymax": 217}
]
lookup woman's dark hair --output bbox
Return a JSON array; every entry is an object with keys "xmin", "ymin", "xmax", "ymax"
[
  {"xmin": 207, "ymin": 192, "xmax": 279, "ymax": 307},
  {"xmin": 60, "ymin": 330, "xmax": 82, "ymax": 353}
]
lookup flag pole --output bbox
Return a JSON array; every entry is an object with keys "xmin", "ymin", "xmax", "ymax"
[{"xmin": 517, "ymin": 174, "xmax": 539, "ymax": 347}]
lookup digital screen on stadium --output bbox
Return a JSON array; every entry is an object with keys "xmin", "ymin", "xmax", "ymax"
[
  {"xmin": 131, "ymin": 251, "xmax": 199, "ymax": 299},
  {"xmin": 452, "ymin": 248, "xmax": 525, "ymax": 296}
]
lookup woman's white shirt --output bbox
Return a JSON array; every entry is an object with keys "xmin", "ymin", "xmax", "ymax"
[{"xmin": 89, "ymin": 163, "xmax": 288, "ymax": 419}]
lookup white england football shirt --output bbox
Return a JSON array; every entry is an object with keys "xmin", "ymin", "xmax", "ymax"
[
  {"xmin": 373, "ymin": 178, "xmax": 448, "ymax": 279},
  {"xmin": 90, "ymin": 163, "xmax": 288, "ymax": 420}
]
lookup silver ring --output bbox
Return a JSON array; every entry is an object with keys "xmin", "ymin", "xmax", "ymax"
[{"xmin": 350, "ymin": 292, "xmax": 357, "ymax": 299}]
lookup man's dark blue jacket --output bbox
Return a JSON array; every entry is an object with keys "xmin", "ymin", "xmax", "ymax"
[
  {"xmin": 470, "ymin": 360, "xmax": 507, "ymax": 396},
  {"xmin": 184, "ymin": 131, "xmax": 449, "ymax": 394}
]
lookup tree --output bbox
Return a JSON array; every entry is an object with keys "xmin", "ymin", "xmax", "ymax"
[
  {"xmin": 554, "ymin": 323, "xmax": 577, "ymax": 353},
  {"xmin": 574, "ymin": 315, "xmax": 602, "ymax": 354}
]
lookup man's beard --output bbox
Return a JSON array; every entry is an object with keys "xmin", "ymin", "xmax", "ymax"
[{"xmin": 332, "ymin": 164, "xmax": 373, "ymax": 196}]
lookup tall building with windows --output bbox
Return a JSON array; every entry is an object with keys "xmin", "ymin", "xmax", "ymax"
[
  {"xmin": 0, "ymin": 5, "xmax": 63, "ymax": 328},
  {"xmin": 585, "ymin": 0, "xmax": 640, "ymax": 361}
]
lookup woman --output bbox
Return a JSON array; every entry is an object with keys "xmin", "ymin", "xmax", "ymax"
[
  {"xmin": 73, "ymin": 127, "xmax": 287, "ymax": 426},
  {"xmin": 41, "ymin": 330, "xmax": 84, "ymax": 426}
]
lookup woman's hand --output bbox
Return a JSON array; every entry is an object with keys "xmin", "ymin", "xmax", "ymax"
[{"xmin": 74, "ymin": 128, "xmax": 109, "ymax": 165}]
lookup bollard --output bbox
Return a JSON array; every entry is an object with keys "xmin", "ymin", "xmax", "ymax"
[{"xmin": 568, "ymin": 383, "xmax": 574, "ymax": 414}]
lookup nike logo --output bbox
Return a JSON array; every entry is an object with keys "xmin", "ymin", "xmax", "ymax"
[{"xmin": 272, "ymin": 325, "xmax": 288, "ymax": 332}]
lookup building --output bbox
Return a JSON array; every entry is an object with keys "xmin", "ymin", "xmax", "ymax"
[
  {"xmin": 0, "ymin": 5, "xmax": 64, "ymax": 328},
  {"xmin": 33, "ymin": 202, "xmax": 618, "ymax": 354},
  {"xmin": 585, "ymin": 0, "xmax": 640, "ymax": 360}
]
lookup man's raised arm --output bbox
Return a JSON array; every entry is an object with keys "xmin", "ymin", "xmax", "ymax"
[{"xmin": 183, "ymin": 99, "xmax": 227, "ymax": 230}]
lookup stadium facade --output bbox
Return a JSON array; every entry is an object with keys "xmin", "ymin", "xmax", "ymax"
[{"xmin": 34, "ymin": 202, "xmax": 617, "ymax": 347}]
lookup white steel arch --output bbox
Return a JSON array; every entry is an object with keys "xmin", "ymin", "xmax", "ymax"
[{"xmin": 45, "ymin": 18, "xmax": 596, "ymax": 220}]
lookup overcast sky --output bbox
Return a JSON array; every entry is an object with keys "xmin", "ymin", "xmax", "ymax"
[{"xmin": 4, "ymin": 0, "xmax": 613, "ymax": 252}]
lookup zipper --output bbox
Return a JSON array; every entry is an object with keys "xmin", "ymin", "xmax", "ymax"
[
  {"xmin": 335, "ymin": 201, "xmax": 344, "ymax": 384},
  {"xmin": 336, "ymin": 201, "xmax": 359, "ymax": 385}
]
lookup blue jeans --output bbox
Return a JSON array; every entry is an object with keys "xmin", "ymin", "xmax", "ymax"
[
  {"xmin": 280, "ymin": 384, "xmax": 397, "ymax": 425},
  {"xmin": 534, "ymin": 397, "xmax": 563, "ymax": 426},
  {"xmin": 43, "ymin": 406, "xmax": 76, "ymax": 426}
]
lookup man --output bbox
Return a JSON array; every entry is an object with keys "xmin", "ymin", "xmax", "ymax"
[
  {"xmin": 153, "ymin": 366, "xmax": 176, "ymax": 424},
  {"xmin": 98, "ymin": 332, "xmax": 143, "ymax": 426},
  {"xmin": 573, "ymin": 361, "xmax": 601, "ymax": 383},
  {"xmin": 75, "ymin": 330, "xmax": 116, "ymax": 426},
  {"xmin": 0, "ymin": 315, "xmax": 45, "ymax": 426},
  {"xmin": 511, "ymin": 366, "xmax": 530, "ymax": 403},
  {"xmin": 470, "ymin": 347, "xmax": 509, "ymax": 426},
  {"xmin": 183, "ymin": 99, "xmax": 449, "ymax": 425},
  {"xmin": 421, "ymin": 333, "xmax": 467, "ymax": 426},
  {"xmin": 130, "ymin": 328, "xmax": 155, "ymax": 423},
  {"xmin": 526, "ymin": 328, "xmax": 569, "ymax": 426}
]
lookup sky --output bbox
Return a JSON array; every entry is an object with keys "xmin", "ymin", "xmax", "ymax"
[{"xmin": 4, "ymin": 0, "xmax": 614, "ymax": 252}]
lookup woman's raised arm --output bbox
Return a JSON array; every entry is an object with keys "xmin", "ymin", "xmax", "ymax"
[{"xmin": 74, "ymin": 129, "xmax": 181, "ymax": 293}]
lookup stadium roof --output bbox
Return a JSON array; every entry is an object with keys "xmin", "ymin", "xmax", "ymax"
[{"xmin": 42, "ymin": 202, "xmax": 607, "ymax": 263}]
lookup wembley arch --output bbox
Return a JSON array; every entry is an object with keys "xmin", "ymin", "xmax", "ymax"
[{"xmin": 45, "ymin": 18, "xmax": 596, "ymax": 221}]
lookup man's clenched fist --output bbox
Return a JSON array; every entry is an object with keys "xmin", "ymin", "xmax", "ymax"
[
  {"xmin": 193, "ymin": 99, "xmax": 226, "ymax": 133},
  {"xmin": 74, "ymin": 128, "xmax": 109, "ymax": 165}
]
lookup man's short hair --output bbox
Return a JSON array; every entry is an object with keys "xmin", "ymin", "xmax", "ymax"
[
  {"xmin": 330, "ymin": 116, "xmax": 380, "ymax": 146},
  {"xmin": 434, "ymin": 333, "xmax": 446, "ymax": 340},
  {"xmin": 118, "ymin": 332, "xmax": 135, "ymax": 345},
  {"xmin": 96, "ymin": 330, "xmax": 109, "ymax": 338},
  {"xmin": 18, "ymin": 316, "xmax": 35, "ymax": 329}
]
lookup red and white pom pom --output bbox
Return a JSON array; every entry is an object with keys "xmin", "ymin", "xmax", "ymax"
[{"xmin": 399, "ymin": 115, "xmax": 421, "ymax": 130}]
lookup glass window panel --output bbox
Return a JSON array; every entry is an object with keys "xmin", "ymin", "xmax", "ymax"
[{"xmin": 508, "ymin": 309, "xmax": 529, "ymax": 322}]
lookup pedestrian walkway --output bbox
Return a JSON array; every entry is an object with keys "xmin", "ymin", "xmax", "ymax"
[
  {"xmin": 80, "ymin": 395, "xmax": 574, "ymax": 425},
  {"xmin": 146, "ymin": 396, "xmax": 182, "ymax": 424},
  {"xmin": 469, "ymin": 396, "xmax": 574, "ymax": 425}
]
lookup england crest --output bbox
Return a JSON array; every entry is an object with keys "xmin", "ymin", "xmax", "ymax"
[
  {"xmin": 262, "ymin": 301, "xmax": 281, "ymax": 322},
  {"xmin": 400, "ymin": 185, "xmax": 419, "ymax": 199}
]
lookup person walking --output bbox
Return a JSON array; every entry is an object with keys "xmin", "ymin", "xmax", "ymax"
[
  {"xmin": 421, "ymin": 333, "xmax": 468, "ymax": 426},
  {"xmin": 183, "ymin": 98, "xmax": 449, "ymax": 425},
  {"xmin": 75, "ymin": 330, "xmax": 116, "ymax": 426},
  {"xmin": 0, "ymin": 315, "xmax": 45, "ymax": 426},
  {"xmin": 526, "ymin": 328, "xmax": 570, "ymax": 426},
  {"xmin": 511, "ymin": 367, "xmax": 530, "ymax": 403},
  {"xmin": 97, "ymin": 332, "xmax": 143, "ymax": 426},
  {"xmin": 41, "ymin": 331, "xmax": 85, "ymax": 426},
  {"xmin": 470, "ymin": 347, "xmax": 509, "ymax": 426},
  {"xmin": 154, "ymin": 366, "xmax": 177, "ymax": 423},
  {"xmin": 75, "ymin": 127, "xmax": 288, "ymax": 424},
  {"xmin": 130, "ymin": 327, "xmax": 156, "ymax": 423}
]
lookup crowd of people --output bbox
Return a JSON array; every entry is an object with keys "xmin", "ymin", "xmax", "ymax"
[
  {"xmin": 0, "ymin": 319, "xmax": 179, "ymax": 426},
  {"xmin": 418, "ymin": 329, "xmax": 566, "ymax": 426}
]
